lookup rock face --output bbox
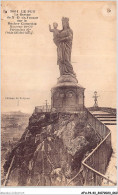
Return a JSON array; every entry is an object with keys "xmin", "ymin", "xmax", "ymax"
[{"xmin": 3, "ymin": 111, "xmax": 100, "ymax": 186}]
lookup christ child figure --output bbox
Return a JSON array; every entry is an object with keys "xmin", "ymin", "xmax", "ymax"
[{"xmin": 49, "ymin": 22, "xmax": 60, "ymax": 39}]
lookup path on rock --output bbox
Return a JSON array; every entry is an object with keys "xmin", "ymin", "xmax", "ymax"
[{"xmin": 90, "ymin": 110, "xmax": 117, "ymax": 185}]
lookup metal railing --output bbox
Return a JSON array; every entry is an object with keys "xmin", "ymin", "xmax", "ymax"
[
  {"xmin": 82, "ymin": 109, "xmax": 116, "ymax": 186},
  {"xmin": 34, "ymin": 105, "xmax": 51, "ymax": 113}
]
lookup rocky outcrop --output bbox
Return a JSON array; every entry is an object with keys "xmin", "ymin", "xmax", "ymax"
[{"xmin": 3, "ymin": 111, "xmax": 100, "ymax": 186}]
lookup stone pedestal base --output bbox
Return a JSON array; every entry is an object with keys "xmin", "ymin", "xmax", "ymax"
[{"xmin": 51, "ymin": 75, "xmax": 85, "ymax": 112}]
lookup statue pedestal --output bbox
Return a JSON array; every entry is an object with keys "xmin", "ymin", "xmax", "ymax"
[{"xmin": 51, "ymin": 75, "xmax": 85, "ymax": 112}]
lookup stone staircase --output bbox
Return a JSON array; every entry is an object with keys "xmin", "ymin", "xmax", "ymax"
[{"xmin": 92, "ymin": 111, "xmax": 116, "ymax": 125}]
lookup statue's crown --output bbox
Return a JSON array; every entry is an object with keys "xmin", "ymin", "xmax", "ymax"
[{"xmin": 62, "ymin": 17, "xmax": 69, "ymax": 22}]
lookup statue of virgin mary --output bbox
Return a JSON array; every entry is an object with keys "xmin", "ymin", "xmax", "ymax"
[{"xmin": 52, "ymin": 17, "xmax": 75, "ymax": 77}]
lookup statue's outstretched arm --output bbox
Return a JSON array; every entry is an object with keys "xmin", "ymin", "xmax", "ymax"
[{"xmin": 49, "ymin": 25, "xmax": 53, "ymax": 32}]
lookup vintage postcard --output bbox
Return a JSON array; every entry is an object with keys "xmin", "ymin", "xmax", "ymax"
[{"xmin": 1, "ymin": 0, "xmax": 117, "ymax": 192}]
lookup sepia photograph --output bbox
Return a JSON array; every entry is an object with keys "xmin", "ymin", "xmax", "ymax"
[{"xmin": 1, "ymin": 0, "xmax": 117, "ymax": 189}]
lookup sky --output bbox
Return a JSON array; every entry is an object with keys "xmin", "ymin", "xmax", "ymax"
[{"xmin": 1, "ymin": 1, "xmax": 117, "ymax": 113}]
